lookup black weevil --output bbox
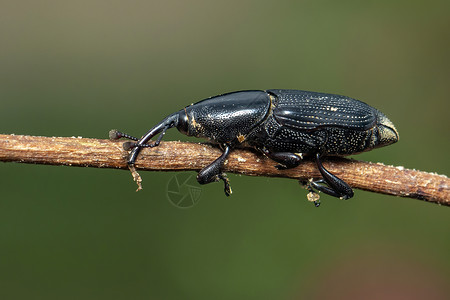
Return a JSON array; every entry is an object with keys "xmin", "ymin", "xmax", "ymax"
[{"xmin": 110, "ymin": 89, "xmax": 398, "ymax": 205}]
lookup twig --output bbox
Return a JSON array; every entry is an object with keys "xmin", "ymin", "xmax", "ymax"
[{"xmin": 0, "ymin": 134, "xmax": 448, "ymax": 206}]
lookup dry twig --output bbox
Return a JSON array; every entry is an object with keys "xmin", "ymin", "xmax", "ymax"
[{"xmin": 0, "ymin": 134, "xmax": 448, "ymax": 206}]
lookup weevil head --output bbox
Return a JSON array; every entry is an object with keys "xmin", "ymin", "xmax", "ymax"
[{"xmin": 375, "ymin": 111, "xmax": 399, "ymax": 147}]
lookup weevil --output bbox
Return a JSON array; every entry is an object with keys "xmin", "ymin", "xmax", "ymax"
[{"xmin": 110, "ymin": 89, "xmax": 399, "ymax": 205}]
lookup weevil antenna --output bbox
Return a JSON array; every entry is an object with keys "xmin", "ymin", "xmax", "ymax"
[{"xmin": 109, "ymin": 129, "xmax": 140, "ymax": 141}]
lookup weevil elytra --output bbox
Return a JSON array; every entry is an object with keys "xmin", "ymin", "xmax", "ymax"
[{"xmin": 110, "ymin": 89, "xmax": 398, "ymax": 205}]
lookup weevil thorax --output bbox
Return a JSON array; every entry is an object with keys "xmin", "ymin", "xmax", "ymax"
[{"xmin": 177, "ymin": 91, "xmax": 272, "ymax": 145}]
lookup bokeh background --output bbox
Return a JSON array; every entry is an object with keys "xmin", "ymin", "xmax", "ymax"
[{"xmin": 1, "ymin": 0, "xmax": 449, "ymax": 299}]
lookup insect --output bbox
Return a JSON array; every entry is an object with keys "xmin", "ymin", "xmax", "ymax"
[{"xmin": 110, "ymin": 89, "xmax": 398, "ymax": 205}]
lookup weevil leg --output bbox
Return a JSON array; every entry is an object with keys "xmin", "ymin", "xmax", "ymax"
[
  {"xmin": 218, "ymin": 173, "xmax": 232, "ymax": 196},
  {"xmin": 127, "ymin": 114, "xmax": 178, "ymax": 166},
  {"xmin": 197, "ymin": 144, "xmax": 232, "ymax": 196},
  {"xmin": 127, "ymin": 124, "xmax": 171, "ymax": 164},
  {"xmin": 308, "ymin": 179, "xmax": 342, "ymax": 198},
  {"xmin": 261, "ymin": 149, "xmax": 303, "ymax": 169},
  {"xmin": 305, "ymin": 184, "xmax": 321, "ymax": 207},
  {"xmin": 311, "ymin": 153, "xmax": 354, "ymax": 199},
  {"xmin": 109, "ymin": 130, "xmax": 155, "ymax": 151}
]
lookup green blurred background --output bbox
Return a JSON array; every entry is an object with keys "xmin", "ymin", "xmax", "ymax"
[{"xmin": 1, "ymin": 0, "xmax": 449, "ymax": 299}]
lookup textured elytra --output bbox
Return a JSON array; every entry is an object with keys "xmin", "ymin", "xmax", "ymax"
[
  {"xmin": 268, "ymin": 89, "xmax": 377, "ymax": 131},
  {"xmin": 239, "ymin": 90, "xmax": 394, "ymax": 156}
]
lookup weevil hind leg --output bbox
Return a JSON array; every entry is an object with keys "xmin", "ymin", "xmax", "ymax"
[
  {"xmin": 218, "ymin": 173, "xmax": 232, "ymax": 196},
  {"xmin": 308, "ymin": 179, "xmax": 343, "ymax": 199},
  {"xmin": 197, "ymin": 144, "xmax": 232, "ymax": 196},
  {"xmin": 261, "ymin": 149, "xmax": 303, "ymax": 170},
  {"xmin": 310, "ymin": 153, "xmax": 354, "ymax": 200}
]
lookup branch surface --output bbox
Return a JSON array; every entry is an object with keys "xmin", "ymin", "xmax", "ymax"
[{"xmin": 0, "ymin": 134, "xmax": 448, "ymax": 206}]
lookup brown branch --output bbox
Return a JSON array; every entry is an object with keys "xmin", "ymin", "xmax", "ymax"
[{"xmin": 0, "ymin": 134, "xmax": 448, "ymax": 206}]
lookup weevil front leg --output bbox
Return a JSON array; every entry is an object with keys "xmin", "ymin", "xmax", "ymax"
[
  {"xmin": 309, "ymin": 153, "xmax": 354, "ymax": 200},
  {"xmin": 121, "ymin": 113, "xmax": 178, "ymax": 166},
  {"xmin": 109, "ymin": 129, "xmax": 155, "ymax": 151},
  {"xmin": 197, "ymin": 144, "xmax": 232, "ymax": 196},
  {"xmin": 109, "ymin": 114, "xmax": 178, "ymax": 190}
]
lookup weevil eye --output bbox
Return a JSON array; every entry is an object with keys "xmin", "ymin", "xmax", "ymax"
[{"xmin": 177, "ymin": 110, "xmax": 189, "ymax": 135}]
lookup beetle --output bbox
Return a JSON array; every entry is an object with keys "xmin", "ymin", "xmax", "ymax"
[{"xmin": 110, "ymin": 89, "xmax": 399, "ymax": 205}]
